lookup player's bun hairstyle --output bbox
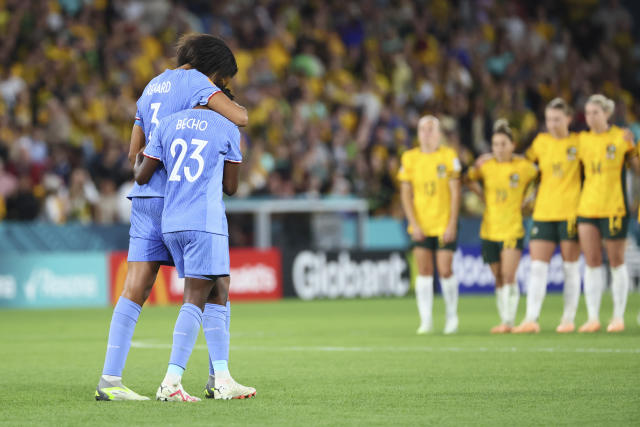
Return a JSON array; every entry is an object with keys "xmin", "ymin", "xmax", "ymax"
[
  {"xmin": 492, "ymin": 118, "xmax": 513, "ymax": 141},
  {"xmin": 177, "ymin": 34, "xmax": 238, "ymax": 81},
  {"xmin": 586, "ymin": 94, "xmax": 615, "ymax": 116},
  {"xmin": 546, "ymin": 97, "xmax": 573, "ymax": 116}
]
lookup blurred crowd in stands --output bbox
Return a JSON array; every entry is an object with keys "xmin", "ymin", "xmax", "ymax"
[{"xmin": 1, "ymin": 0, "xmax": 639, "ymax": 223}]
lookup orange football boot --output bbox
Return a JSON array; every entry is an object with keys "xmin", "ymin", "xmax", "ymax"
[
  {"xmin": 578, "ymin": 320, "xmax": 601, "ymax": 333},
  {"xmin": 512, "ymin": 321, "xmax": 540, "ymax": 334},
  {"xmin": 490, "ymin": 324, "xmax": 512, "ymax": 334},
  {"xmin": 606, "ymin": 319, "xmax": 624, "ymax": 333},
  {"xmin": 555, "ymin": 322, "xmax": 575, "ymax": 333}
]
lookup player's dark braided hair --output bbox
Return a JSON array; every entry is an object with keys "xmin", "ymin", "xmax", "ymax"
[{"xmin": 176, "ymin": 34, "xmax": 238, "ymax": 82}]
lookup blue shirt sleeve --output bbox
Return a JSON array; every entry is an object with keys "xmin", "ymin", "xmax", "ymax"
[
  {"xmin": 225, "ymin": 127, "xmax": 242, "ymax": 163},
  {"xmin": 143, "ymin": 125, "xmax": 163, "ymax": 161},
  {"xmin": 190, "ymin": 70, "xmax": 221, "ymax": 107},
  {"xmin": 134, "ymin": 108, "xmax": 143, "ymax": 128}
]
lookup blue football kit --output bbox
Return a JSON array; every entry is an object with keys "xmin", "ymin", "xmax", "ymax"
[
  {"xmin": 144, "ymin": 108, "xmax": 242, "ymax": 278},
  {"xmin": 127, "ymin": 68, "xmax": 220, "ymax": 263}
]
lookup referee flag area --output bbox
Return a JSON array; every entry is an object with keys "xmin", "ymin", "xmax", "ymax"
[{"xmin": 0, "ymin": 295, "xmax": 638, "ymax": 426}]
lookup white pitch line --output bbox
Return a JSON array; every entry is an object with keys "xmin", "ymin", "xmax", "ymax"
[{"xmin": 130, "ymin": 341, "xmax": 640, "ymax": 354}]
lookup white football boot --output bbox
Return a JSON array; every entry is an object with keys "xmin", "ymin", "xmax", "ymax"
[
  {"xmin": 212, "ymin": 373, "xmax": 256, "ymax": 400},
  {"xmin": 156, "ymin": 382, "xmax": 201, "ymax": 402}
]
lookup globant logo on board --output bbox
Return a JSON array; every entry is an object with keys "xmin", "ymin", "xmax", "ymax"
[
  {"xmin": 230, "ymin": 264, "xmax": 277, "ymax": 293},
  {"xmin": 23, "ymin": 269, "xmax": 99, "ymax": 302},
  {"xmin": 292, "ymin": 251, "xmax": 409, "ymax": 300}
]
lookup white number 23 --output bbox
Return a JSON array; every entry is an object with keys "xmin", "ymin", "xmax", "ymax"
[{"xmin": 168, "ymin": 138, "xmax": 208, "ymax": 182}]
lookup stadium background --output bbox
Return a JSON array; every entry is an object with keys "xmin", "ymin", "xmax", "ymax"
[{"xmin": 1, "ymin": 0, "xmax": 640, "ymax": 300}]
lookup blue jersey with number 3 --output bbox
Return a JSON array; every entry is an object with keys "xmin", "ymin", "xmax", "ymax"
[
  {"xmin": 143, "ymin": 109, "xmax": 241, "ymax": 235},
  {"xmin": 128, "ymin": 68, "xmax": 220, "ymax": 198}
]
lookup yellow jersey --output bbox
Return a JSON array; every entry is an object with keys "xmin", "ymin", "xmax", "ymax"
[
  {"xmin": 397, "ymin": 146, "xmax": 461, "ymax": 236},
  {"xmin": 577, "ymin": 127, "xmax": 635, "ymax": 218},
  {"xmin": 468, "ymin": 157, "xmax": 538, "ymax": 241},
  {"xmin": 525, "ymin": 132, "xmax": 581, "ymax": 221}
]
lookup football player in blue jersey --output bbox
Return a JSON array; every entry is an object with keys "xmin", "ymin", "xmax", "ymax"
[
  {"xmin": 96, "ymin": 34, "xmax": 248, "ymax": 401},
  {"xmin": 134, "ymin": 106, "xmax": 255, "ymax": 401}
]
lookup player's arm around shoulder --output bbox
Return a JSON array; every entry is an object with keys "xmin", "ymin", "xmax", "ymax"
[
  {"xmin": 208, "ymin": 92, "xmax": 248, "ymax": 127},
  {"xmin": 464, "ymin": 161, "xmax": 484, "ymax": 199}
]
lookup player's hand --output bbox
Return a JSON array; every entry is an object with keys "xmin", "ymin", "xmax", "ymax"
[
  {"xmin": 474, "ymin": 153, "xmax": 493, "ymax": 168},
  {"xmin": 623, "ymin": 128, "xmax": 635, "ymax": 144},
  {"xmin": 410, "ymin": 224, "xmax": 425, "ymax": 242},
  {"xmin": 442, "ymin": 224, "xmax": 457, "ymax": 244}
]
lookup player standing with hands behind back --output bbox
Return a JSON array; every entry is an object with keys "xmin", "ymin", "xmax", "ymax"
[
  {"xmin": 135, "ymin": 105, "xmax": 255, "ymax": 401},
  {"xmin": 399, "ymin": 116, "xmax": 461, "ymax": 335}
]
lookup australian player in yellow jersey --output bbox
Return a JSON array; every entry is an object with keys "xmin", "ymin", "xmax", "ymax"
[
  {"xmin": 467, "ymin": 119, "xmax": 538, "ymax": 333},
  {"xmin": 399, "ymin": 116, "xmax": 461, "ymax": 335},
  {"xmin": 512, "ymin": 99, "xmax": 582, "ymax": 334},
  {"xmin": 577, "ymin": 94, "xmax": 639, "ymax": 333}
]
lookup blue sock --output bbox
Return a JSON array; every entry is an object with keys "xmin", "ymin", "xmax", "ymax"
[
  {"xmin": 203, "ymin": 303, "xmax": 229, "ymax": 374},
  {"xmin": 102, "ymin": 297, "xmax": 141, "ymax": 377},
  {"xmin": 225, "ymin": 301, "xmax": 231, "ymax": 361},
  {"xmin": 226, "ymin": 301, "xmax": 231, "ymax": 335},
  {"xmin": 167, "ymin": 303, "xmax": 202, "ymax": 374}
]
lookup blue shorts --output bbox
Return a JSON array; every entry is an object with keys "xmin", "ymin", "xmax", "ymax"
[
  {"xmin": 163, "ymin": 231, "xmax": 230, "ymax": 279},
  {"xmin": 127, "ymin": 197, "xmax": 172, "ymax": 263}
]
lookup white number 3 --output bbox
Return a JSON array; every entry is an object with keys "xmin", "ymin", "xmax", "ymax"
[{"xmin": 168, "ymin": 138, "xmax": 209, "ymax": 182}]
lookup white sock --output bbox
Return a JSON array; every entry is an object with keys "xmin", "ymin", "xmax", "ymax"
[
  {"xmin": 561, "ymin": 261, "xmax": 581, "ymax": 324},
  {"xmin": 504, "ymin": 283, "xmax": 520, "ymax": 326},
  {"xmin": 584, "ymin": 265, "xmax": 604, "ymax": 322},
  {"xmin": 525, "ymin": 261, "xmax": 548, "ymax": 322},
  {"xmin": 440, "ymin": 275, "xmax": 458, "ymax": 320},
  {"xmin": 610, "ymin": 264, "xmax": 629, "ymax": 320},
  {"xmin": 102, "ymin": 375, "xmax": 122, "ymax": 383},
  {"xmin": 415, "ymin": 275, "xmax": 433, "ymax": 327},
  {"xmin": 162, "ymin": 372, "xmax": 182, "ymax": 386},
  {"xmin": 496, "ymin": 287, "xmax": 507, "ymax": 324}
]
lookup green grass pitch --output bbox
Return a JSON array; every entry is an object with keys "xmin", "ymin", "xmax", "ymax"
[{"xmin": 1, "ymin": 293, "xmax": 639, "ymax": 426}]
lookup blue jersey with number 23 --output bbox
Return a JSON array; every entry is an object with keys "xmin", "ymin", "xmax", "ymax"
[{"xmin": 143, "ymin": 109, "xmax": 241, "ymax": 236}]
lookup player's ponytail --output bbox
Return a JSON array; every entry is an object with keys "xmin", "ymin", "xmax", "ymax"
[
  {"xmin": 176, "ymin": 34, "xmax": 238, "ymax": 81},
  {"xmin": 586, "ymin": 94, "xmax": 615, "ymax": 117},
  {"xmin": 492, "ymin": 118, "xmax": 513, "ymax": 141},
  {"xmin": 546, "ymin": 97, "xmax": 573, "ymax": 116}
]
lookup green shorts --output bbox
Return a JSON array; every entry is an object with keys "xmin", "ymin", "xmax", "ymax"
[
  {"xmin": 529, "ymin": 220, "xmax": 578, "ymax": 243},
  {"xmin": 481, "ymin": 238, "xmax": 524, "ymax": 264},
  {"xmin": 577, "ymin": 216, "xmax": 629, "ymax": 240},
  {"xmin": 413, "ymin": 236, "xmax": 457, "ymax": 251}
]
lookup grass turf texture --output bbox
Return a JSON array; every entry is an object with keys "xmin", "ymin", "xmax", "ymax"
[{"xmin": 1, "ymin": 294, "xmax": 639, "ymax": 426}]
